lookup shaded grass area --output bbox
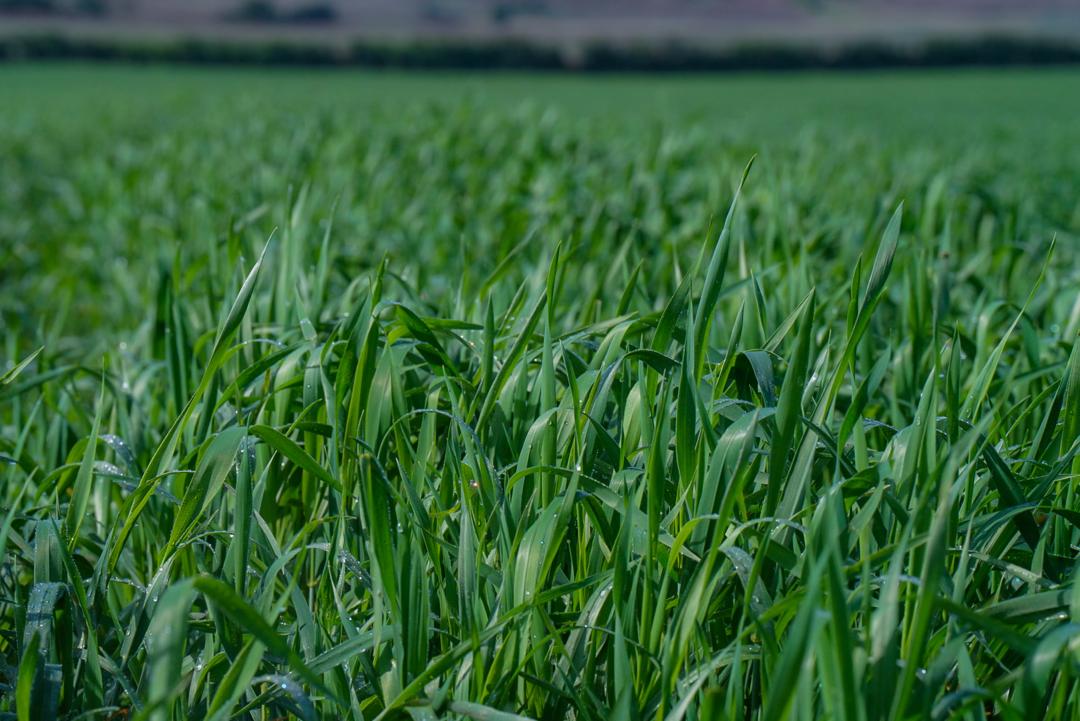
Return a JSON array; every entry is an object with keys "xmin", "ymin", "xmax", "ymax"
[{"xmin": 2, "ymin": 67, "xmax": 1080, "ymax": 720}]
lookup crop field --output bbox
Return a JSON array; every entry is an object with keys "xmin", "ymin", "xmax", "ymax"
[{"xmin": 2, "ymin": 65, "xmax": 1080, "ymax": 720}]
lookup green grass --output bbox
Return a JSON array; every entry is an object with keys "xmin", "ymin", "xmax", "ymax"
[{"xmin": 2, "ymin": 65, "xmax": 1080, "ymax": 721}]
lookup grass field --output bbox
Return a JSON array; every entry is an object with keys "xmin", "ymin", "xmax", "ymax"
[{"xmin": 2, "ymin": 65, "xmax": 1080, "ymax": 720}]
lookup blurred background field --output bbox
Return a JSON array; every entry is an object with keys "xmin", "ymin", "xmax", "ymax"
[
  {"xmin": 4, "ymin": 64, "xmax": 1080, "ymax": 340},
  {"xmin": 4, "ymin": 0, "xmax": 1080, "ymax": 69},
  {"xmin": 4, "ymin": 0, "xmax": 1080, "ymax": 46}
]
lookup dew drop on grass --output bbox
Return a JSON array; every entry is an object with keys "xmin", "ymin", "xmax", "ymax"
[{"xmin": 95, "ymin": 461, "xmax": 124, "ymax": 477}]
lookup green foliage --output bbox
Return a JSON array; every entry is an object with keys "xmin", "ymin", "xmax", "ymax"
[
  {"xmin": 2, "ymin": 34, "xmax": 1080, "ymax": 70},
  {"xmin": 1, "ymin": 67, "xmax": 1080, "ymax": 720},
  {"xmin": 224, "ymin": 1, "xmax": 338, "ymax": 25}
]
